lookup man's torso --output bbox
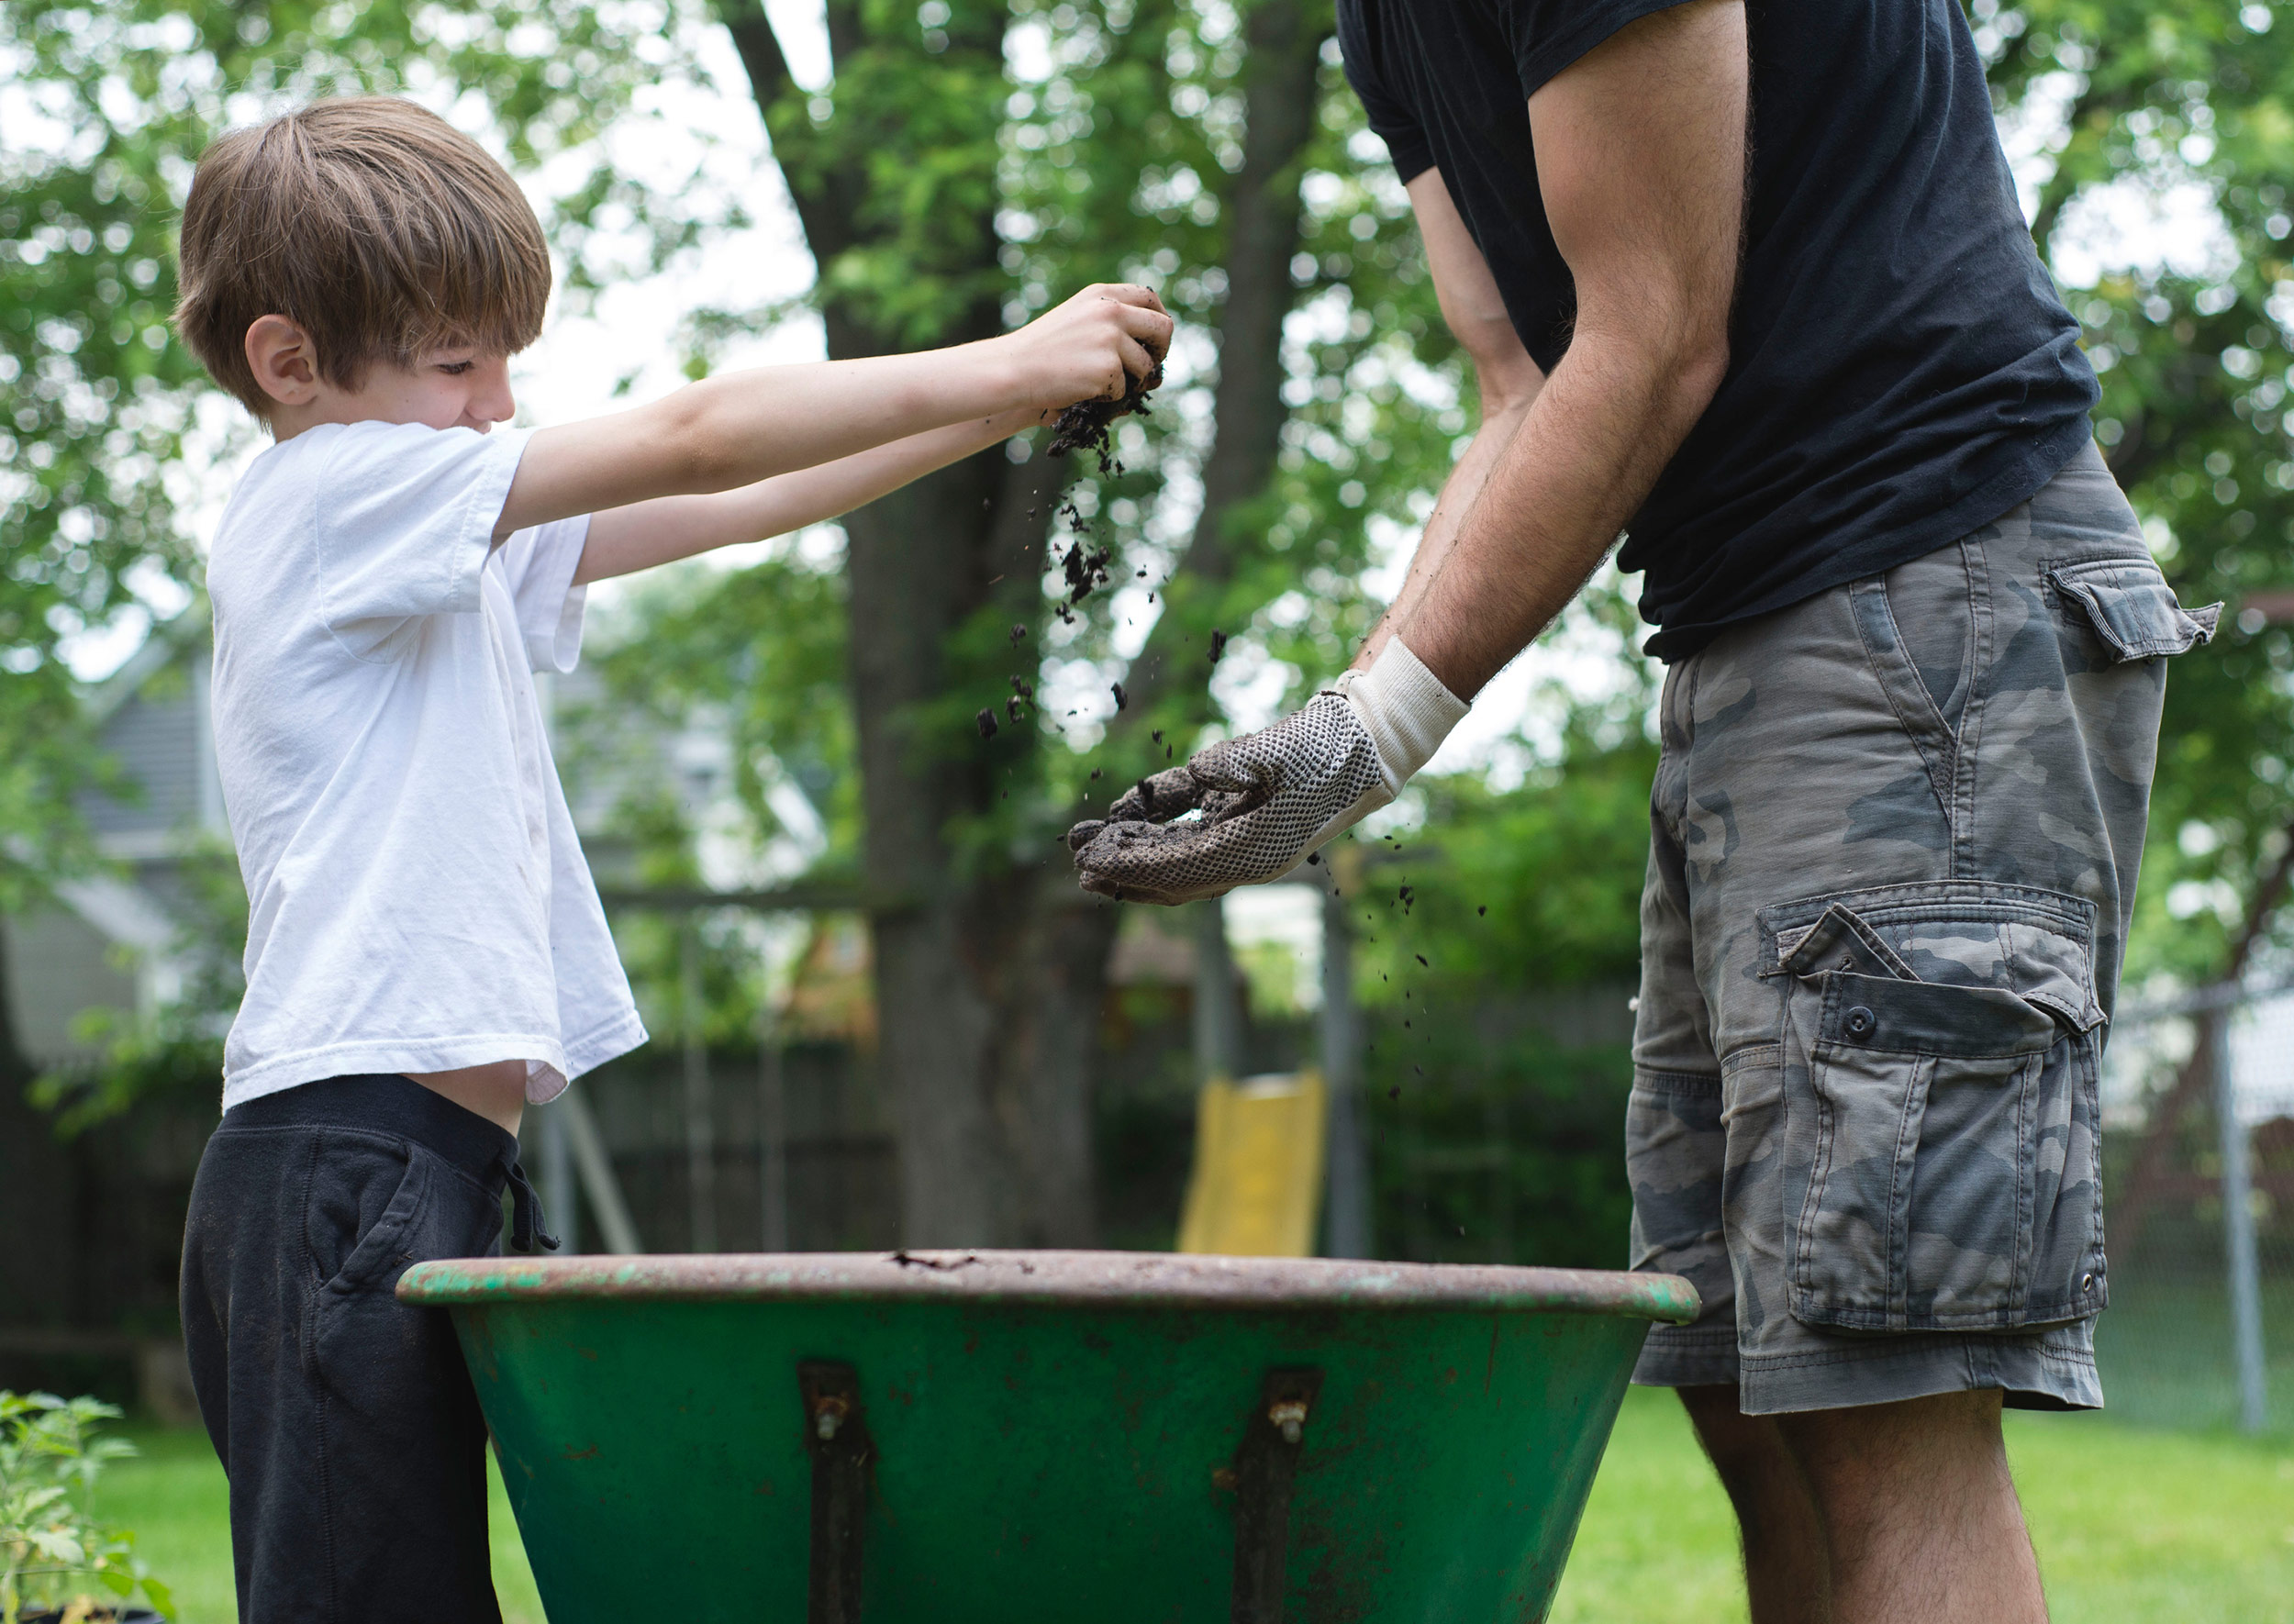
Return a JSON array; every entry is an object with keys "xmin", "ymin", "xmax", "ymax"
[{"xmin": 1338, "ymin": 0, "xmax": 2101, "ymax": 657}]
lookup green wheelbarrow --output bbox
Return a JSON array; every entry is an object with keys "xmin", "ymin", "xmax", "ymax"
[{"xmin": 397, "ymin": 1251, "xmax": 1697, "ymax": 1622}]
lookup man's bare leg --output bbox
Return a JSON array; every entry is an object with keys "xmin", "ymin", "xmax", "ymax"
[
  {"xmin": 1775, "ymin": 1389, "xmax": 2045, "ymax": 1624},
  {"xmin": 1680, "ymin": 1385, "xmax": 1832, "ymax": 1624}
]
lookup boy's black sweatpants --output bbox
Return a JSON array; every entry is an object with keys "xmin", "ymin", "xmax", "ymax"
[{"xmin": 180, "ymin": 1073, "xmax": 552, "ymax": 1624}]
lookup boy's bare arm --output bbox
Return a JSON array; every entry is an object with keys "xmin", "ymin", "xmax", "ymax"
[
  {"xmin": 498, "ymin": 284, "xmax": 1168, "ymax": 541},
  {"xmin": 572, "ymin": 406, "xmax": 1046, "ymax": 584}
]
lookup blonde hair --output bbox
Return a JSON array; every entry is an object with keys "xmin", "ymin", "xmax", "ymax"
[{"xmin": 174, "ymin": 97, "xmax": 551, "ymax": 415}]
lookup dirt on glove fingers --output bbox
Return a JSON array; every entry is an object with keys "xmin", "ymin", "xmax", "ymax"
[{"xmin": 1107, "ymin": 763, "xmax": 1202, "ymax": 823}]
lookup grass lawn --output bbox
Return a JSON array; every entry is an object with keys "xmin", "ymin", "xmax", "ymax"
[{"xmin": 89, "ymin": 1387, "xmax": 2294, "ymax": 1621}]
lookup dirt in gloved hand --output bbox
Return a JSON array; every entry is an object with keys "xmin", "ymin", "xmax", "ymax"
[{"xmin": 1046, "ymin": 360, "xmax": 1163, "ymax": 472}]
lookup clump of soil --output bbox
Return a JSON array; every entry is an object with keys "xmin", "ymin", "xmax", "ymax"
[
  {"xmin": 976, "ymin": 709, "xmax": 998, "ymax": 739},
  {"xmin": 1062, "ymin": 539, "xmax": 1114, "ymax": 605},
  {"xmin": 1046, "ymin": 360, "xmax": 1163, "ymax": 473},
  {"xmin": 1208, "ymin": 628, "xmax": 1228, "ymax": 665}
]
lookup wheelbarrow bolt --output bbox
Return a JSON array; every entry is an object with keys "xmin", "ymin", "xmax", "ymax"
[
  {"xmin": 1267, "ymin": 1400, "xmax": 1308, "ymax": 1444},
  {"xmin": 810, "ymin": 1393, "xmax": 852, "ymax": 1440}
]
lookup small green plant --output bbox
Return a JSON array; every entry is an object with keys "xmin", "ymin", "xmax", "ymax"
[{"xmin": 0, "ymin": 1393, "xmax": 173, "ymax": 1624}]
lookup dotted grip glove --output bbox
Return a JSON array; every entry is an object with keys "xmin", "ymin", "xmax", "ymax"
[{"xmin": 1066, "ymin": 638, "xmax": 1467, "ymax": 906}]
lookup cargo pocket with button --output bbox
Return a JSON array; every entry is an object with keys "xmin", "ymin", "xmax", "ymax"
[{"xmin": 1764, "ymin": 885, "xmax": 2112, "ymax": 1333}]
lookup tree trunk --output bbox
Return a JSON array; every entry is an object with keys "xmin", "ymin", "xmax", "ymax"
[{"xmin": 724, "ymin": 0, "xmax": 1328, "ymax": 1246}]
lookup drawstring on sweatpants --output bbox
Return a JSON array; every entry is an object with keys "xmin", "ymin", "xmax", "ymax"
[{"xmin": 504, "ymin": 1158, "xmax": 560, "ymax": 1253}]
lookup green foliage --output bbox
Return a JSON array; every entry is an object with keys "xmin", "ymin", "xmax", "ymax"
[
  {"xmin": 28, "ymin": 833, "xmax": 247, "ymax": 1137},
  {"xmin": 0, "ymin": 1393, "xmax": 171, "ymax": 1624},
  {"xmin": 1981, "ymin": 0, "xmax": 2294, "ymax": 979},
  {"xmin": 0, "ymin": 0, "xmax": 740, "ymax": 912},
  {"xmin": 1341, "ymin": 685, "xmax": 1659, "ymax": 1269}
]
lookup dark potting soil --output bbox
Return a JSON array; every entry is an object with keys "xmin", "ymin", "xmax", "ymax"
[{"xmin": 1045, "ymin": 360, "xmax": 1163, "ymax": 471}]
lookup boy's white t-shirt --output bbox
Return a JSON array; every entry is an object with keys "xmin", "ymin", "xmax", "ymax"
[{"xmin": 206, "ymin": 418, "xmax": 647, "ymax": 1109}]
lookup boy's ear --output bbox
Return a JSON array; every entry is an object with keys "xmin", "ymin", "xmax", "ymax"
[{"xmin": 245, "ymin": 314, "xmax": 320, "ymax": 407}]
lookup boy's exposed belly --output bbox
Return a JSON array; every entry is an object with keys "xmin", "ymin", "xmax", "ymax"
[{"xmin": 405, "ymin": 1060, "xmax": 530, "ymax": 1134}]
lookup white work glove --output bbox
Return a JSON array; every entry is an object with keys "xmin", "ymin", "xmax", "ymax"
[{"xmin": 1066, "ymin": 638, "xmax": 1467, "ymax": 905}]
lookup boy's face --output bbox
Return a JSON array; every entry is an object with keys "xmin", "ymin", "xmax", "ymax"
[
  {"xmin": 243, "ymin": 313, "xmax": 518, "ymax": 437},
  {"xmin": 345, "ymin": 345, "xmax": 518, "ymax": 433}
]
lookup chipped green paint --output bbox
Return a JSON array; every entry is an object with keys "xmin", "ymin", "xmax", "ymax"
[{"xmin": 400, "ymin": 1251, "xmax": 1695, "ymax": 1621}]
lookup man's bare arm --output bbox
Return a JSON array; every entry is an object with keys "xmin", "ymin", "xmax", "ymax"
[
  {"xmin": 573, "ymin": 406, "xmax": 1046, "ymax": 584},
  {"xmin": 1356, "ymin": 171, "xmax": 1548, "ymax": 671},
  {"xmin": 1387, "ymin": 0, "xmax": 1746, "ymax": 698}
]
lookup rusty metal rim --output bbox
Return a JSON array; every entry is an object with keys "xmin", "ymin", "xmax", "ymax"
[{"xmin": 397, "ymin": 1249, "xmax": 1700, "ymax": 1324}]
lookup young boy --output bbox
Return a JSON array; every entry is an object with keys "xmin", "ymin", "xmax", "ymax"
[{"xmin": 171, "ymin": 95, "xmax": 1169, "ymax": 1622}]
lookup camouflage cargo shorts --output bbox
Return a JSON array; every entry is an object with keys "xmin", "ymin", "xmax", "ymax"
[{"xmin": 1626, "ymin": 441, "xmax": 2220, "ymax": 1415}]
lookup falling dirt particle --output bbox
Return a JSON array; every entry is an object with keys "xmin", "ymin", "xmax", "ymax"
[
  {"xmin": 1477, "ymin": 906, "xmax": 1487, "ymax": 917},
  {"xmin": 1089, "ymin": 769, "xmax": 1102, "ymax": 780},
  {"xmin": 1166, "ymin": 745, "xmax": 1174, "ymax": 759},
  {"xmin": 1007, "ymin": 697, "xmax": 1024, "ymax": 723},
  {"xmin": 1136, "ymin": 568, "xmax": 1147, "ymax": 577},
  {"xmin": 1010, "ymin": 623, "xmax": 1029, "ymax": 645},
  {"xmin": 1398, "ymin": 885, "xmax": 1415, "ymax": 907},
  {"xmin": 1010, "ymin": 674, "xmax": 1035, "ymax": 698},
  {"xmin": 1208, "ymin": 629, "xmax": 1228, "ymax": 664},
  {"xmin": 1062, "ymin": 539, "xmax": 1115, "ymax": 606},
  {"xmin": 976, "ymin": 709, "xmax": 998, "ymax": 739},
  {"xmin": 1387, "ymin": 1086, "xmax": 1400, "ymax": 1102},
  {"xmin": 1111, "ymin": 681, "xmax": 1129, "ymax": 710},
  {"xmin": 1152, "ymin": 729, "xmax": 1164, "ymax": 744},
  {"xmin": 1001, "ymin": 790, "xmax": 1008, "ymax": 800},
  {"xmin": 1415, "ymin": 954, "xmax": 1429, "ymax": 968},
  {"xmin": 1402, "ymin": 1019, "xmax": 1411, "ymax": 1029},
  {"xmin": 1305, "ymin": 852, "xmax": 1320, "ymax": 866}
]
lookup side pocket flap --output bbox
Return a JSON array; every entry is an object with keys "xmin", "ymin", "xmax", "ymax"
[
  {"xmin": 2049, "ymin": 560, "xmax": 2221, "ymax": 662},
  {"xmin": 1822, "ymin": 973, "xmax": 2057, "ymax": 1059}
]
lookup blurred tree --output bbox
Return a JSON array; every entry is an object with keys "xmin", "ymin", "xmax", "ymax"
[{"xmin": 1984, "ymin": 0, "xmax": 2294, "ymax": 982}]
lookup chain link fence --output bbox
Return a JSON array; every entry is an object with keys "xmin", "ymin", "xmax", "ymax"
[{"xmin": 2098, "ymin": 982, "xmax": 2294, "ymax": 1436}]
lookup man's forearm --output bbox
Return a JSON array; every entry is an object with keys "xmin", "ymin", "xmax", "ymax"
[
  {"xmin": 1390, "ymin": 324, "xmax": 1725, "ymax": 698},
  {"xmin": 1355, "ymin": 388, "xmax": 1537, "ymax": 672},
  {"xmin": 574, "ymin": 406, "xmax": 1044, "ymax": 584}
]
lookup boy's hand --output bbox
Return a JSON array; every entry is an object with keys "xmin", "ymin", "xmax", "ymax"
[{"xmin": 998, "ymin": 284, "xmax": 1173, "ymax": 415}]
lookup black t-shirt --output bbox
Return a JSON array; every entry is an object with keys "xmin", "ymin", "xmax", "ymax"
[{"xmin": 1338, "ymin": 0, "xmax": 2100, "ymax": 660}]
